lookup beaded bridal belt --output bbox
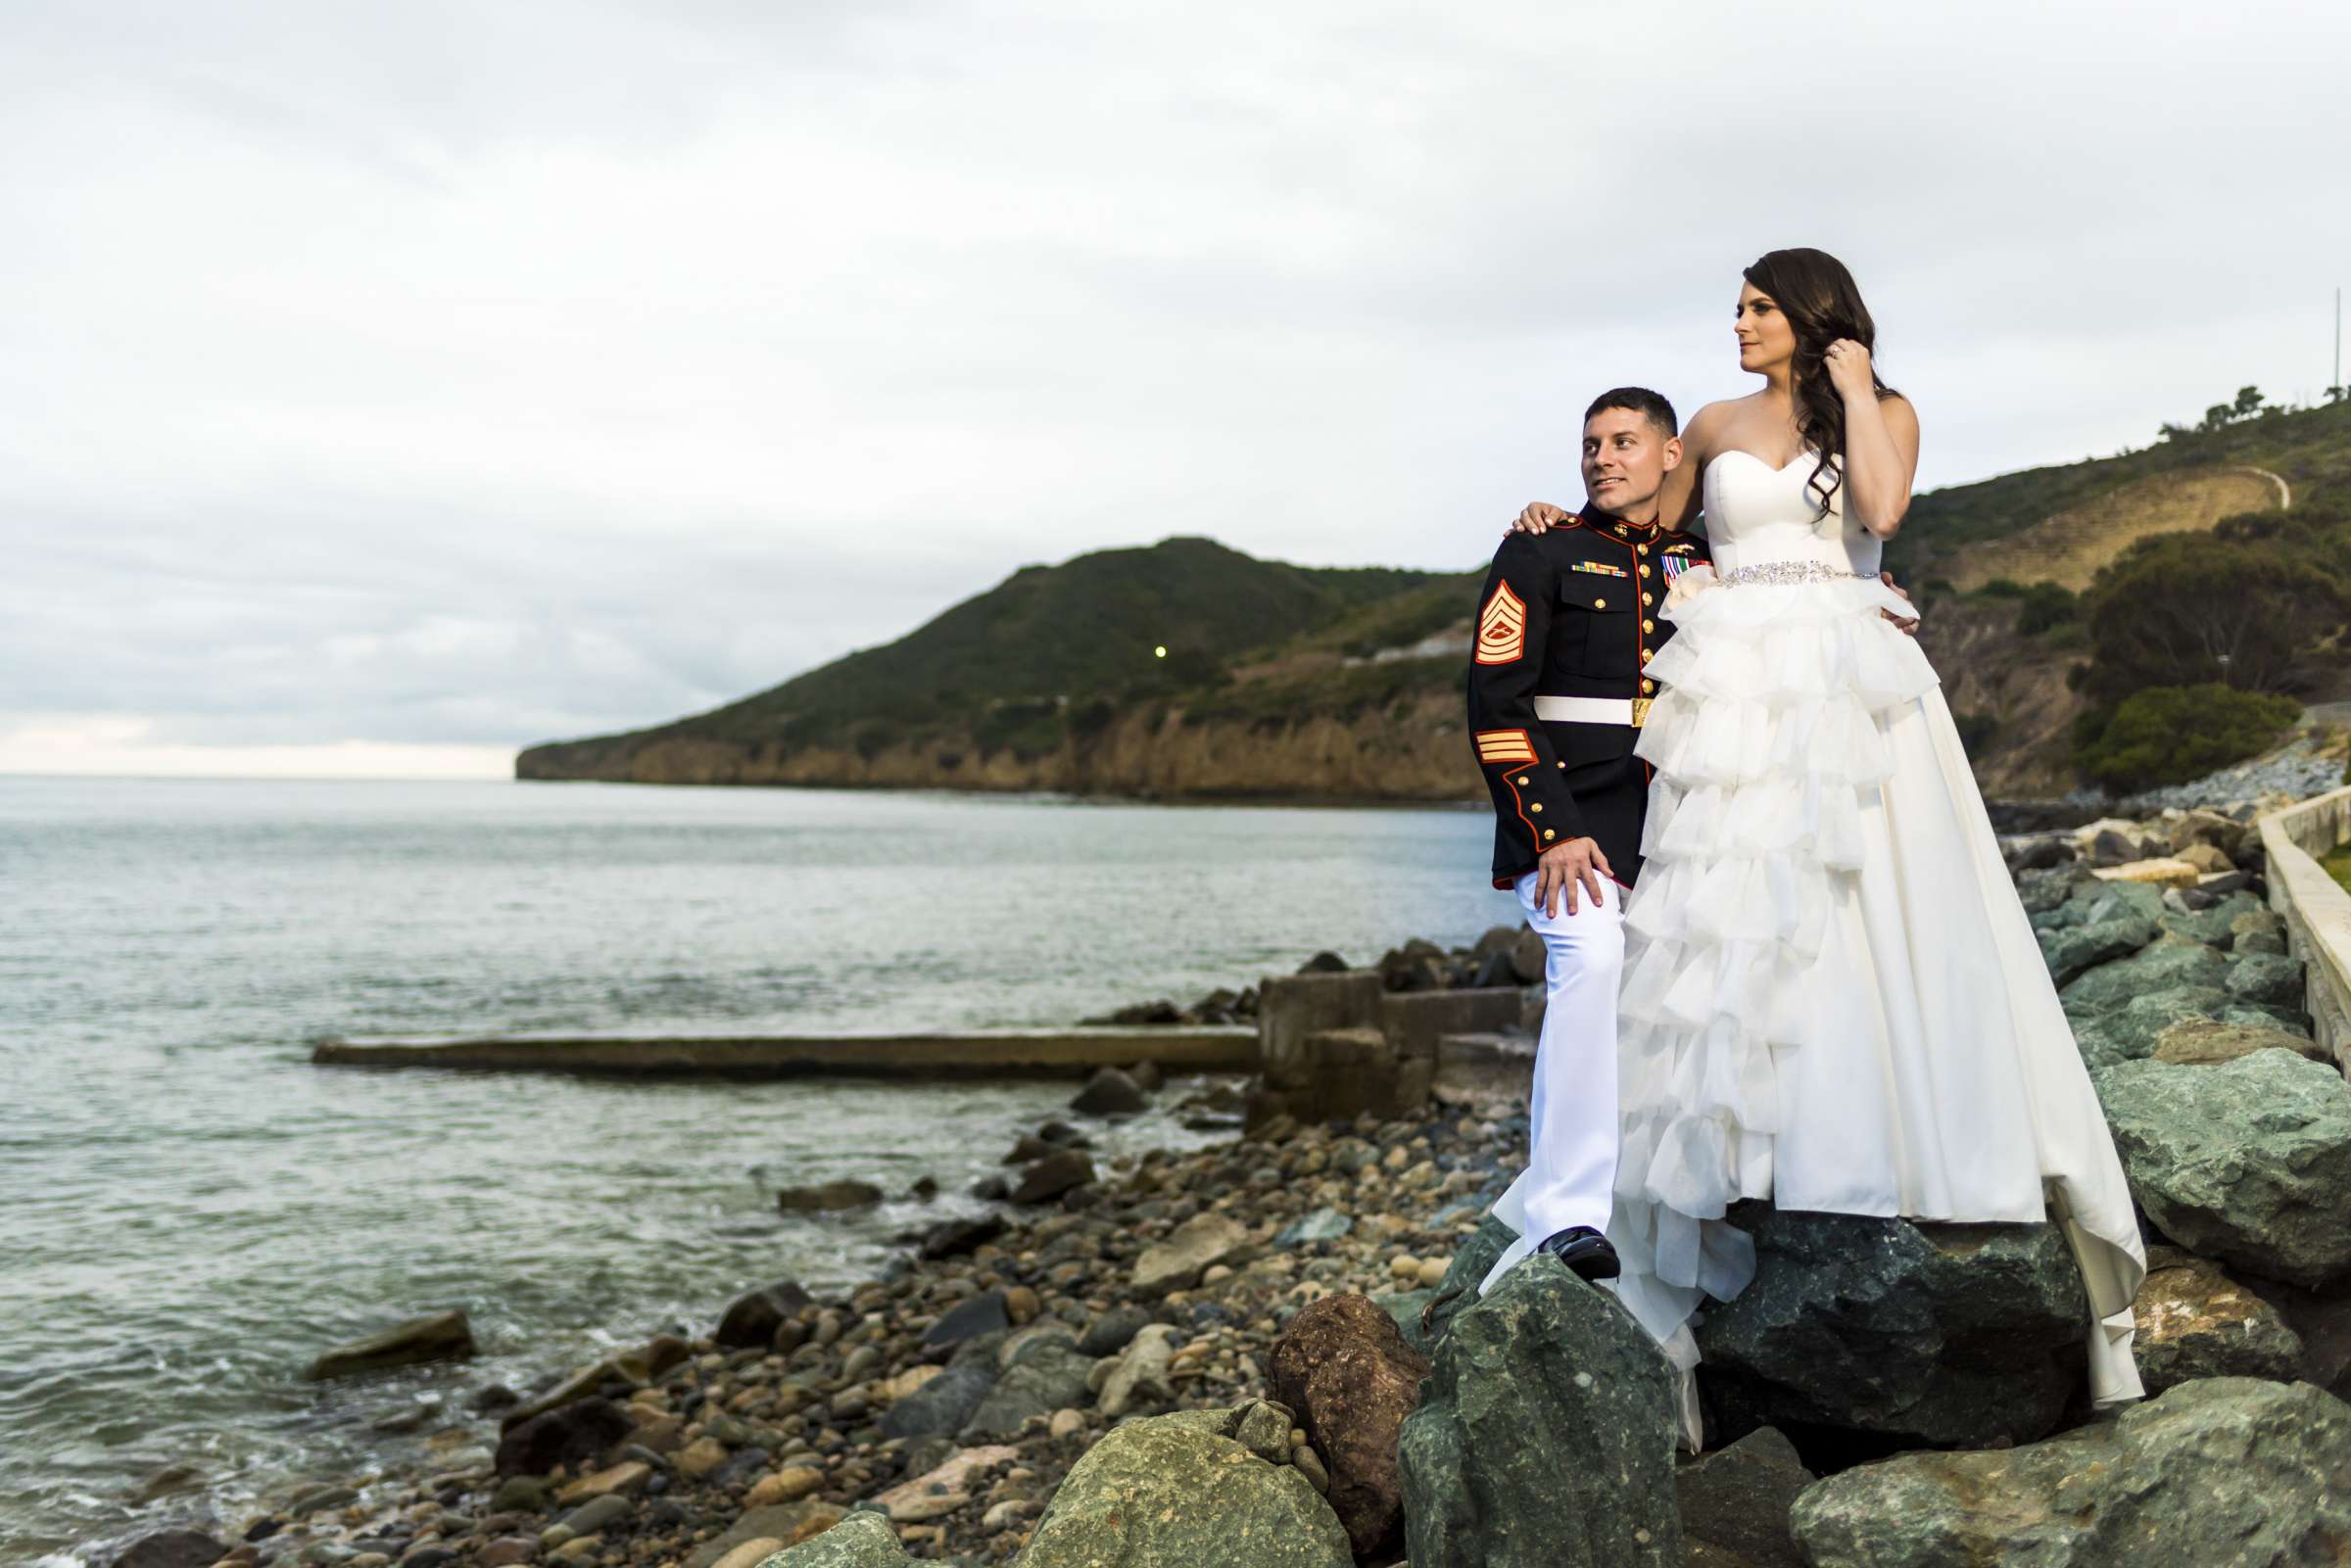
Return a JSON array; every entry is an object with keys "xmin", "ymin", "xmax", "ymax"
[{"xmin": 1718, "ymin": 560, "xmax": 1872, "ymax": 588}]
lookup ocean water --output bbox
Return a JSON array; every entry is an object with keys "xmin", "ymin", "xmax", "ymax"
[{"xmin": 0, "ymin": 778, "xmax": 1508, "ymax": 1563}]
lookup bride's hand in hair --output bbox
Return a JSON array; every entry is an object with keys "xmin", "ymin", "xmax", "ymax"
[
  {"xmin": 1507, "ymin": 502, "xmax": 1572, "ymax": 536},
  {"xmin": 1823, "ymin": 339, "xmax": 1876, "ymax": 404}
]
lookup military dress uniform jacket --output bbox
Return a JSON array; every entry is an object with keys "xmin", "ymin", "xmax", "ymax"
[{"xmin": 1466, "ymin": 506, "xmax": 1712, "ymax": 890}]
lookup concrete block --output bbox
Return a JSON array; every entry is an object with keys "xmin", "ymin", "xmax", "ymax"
[
  {"xmin": 1301, "ymin": 1027, "xmax": 1397, "ymax": 1123},
  {"xmin": 1432, "ymin": 1031, "xmax": 1537, "ymax": 1107},
  {"xmin": 1259, "ymin": 971, "xmax": 1384, "ymax": 1087},
  {"xmin": 1378, "ymin": 988, "xmax": 1526, "ymax": 1065}
]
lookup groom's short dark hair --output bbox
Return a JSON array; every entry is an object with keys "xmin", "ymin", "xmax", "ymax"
[{"xmin": 1586, "ymin": 387, "xmax": 1677, "ymax": 437}]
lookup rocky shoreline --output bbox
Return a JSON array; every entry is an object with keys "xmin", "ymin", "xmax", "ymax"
[{"xmin": 95, "ymin": 787, "xmax": 2351, "ymax": 1568}]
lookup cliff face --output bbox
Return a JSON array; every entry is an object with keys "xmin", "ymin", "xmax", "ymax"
[
  {"xmin": 1915, "ymin": 597, "xmax": 2089, "ymax": 799},
  {"xmin": 519, "ymin": 686, "xmax": 1486, "ymax": 803}
]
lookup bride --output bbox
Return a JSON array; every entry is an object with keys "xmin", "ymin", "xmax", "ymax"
[{"xmin": 1480, "ymin": 247, "xmax": 2145, "ymax": 1446}]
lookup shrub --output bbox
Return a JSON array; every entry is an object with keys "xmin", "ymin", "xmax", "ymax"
[
  {"xmin": 2015, "ymin": 582, "xmax": 2080, "ymax": 637},
  {"xmin": 1950, "ymin": 709, "xmax": 2000, "ymax": 758},
  {"xmin": 2078, "ymin": 533, "xmax": 2344, "ymax": 706},
  {"xmin": 2073, "ymin": 683, "xmax": 2301, "ymax": 791}
]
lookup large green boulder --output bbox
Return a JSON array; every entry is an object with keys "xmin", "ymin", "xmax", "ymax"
[
  {"xmin": 752, "ymin": 1512, "xmax": 908, "ymax": 1566},
  {"xmin": 2061, "ymin": 936, "xmax": 2232, "ymax": 1013},
  {"xmin": 1788, "ymin": 1378, "xmax": 2351, "ymax": 1567},
  {"xmin": 1413, "ymin": 1212, "xmax": 1514, "ymax": 1352},
  {"xmin": 2158, "ymin": 889, "xmax": 2264, "ymax": 948},
  {"xmin": 1692, "ymin": 1204, "xmax": 2087, "ymax": 1448},
  {"xmin": 1018, "ymin": 1399, "xmax": 1350, "ymax": 1568},
  {"xmin": 2094, "ymin": 1052, "xmax": 2351, "ymax": 1288},
  {"xmin": 2226, "ymin": 951, "xmax": 2307, "ymax": 1010},
  {"xmin": 1399, "ymin": 1255, "xmax": 1681, "ymax": 1568},
  {"xmin": 2039, "ymin": 916, "xmax": 2157, "ymax": 987}
]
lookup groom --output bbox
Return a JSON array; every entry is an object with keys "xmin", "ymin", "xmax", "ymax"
[
  {"xmin": 1464, "ymin": 386, "xmax": 1706, "ymax": 1283},
  {"xmin": 1465, "ymin": 388, "xmax": 1920, "ymax": 1286}
]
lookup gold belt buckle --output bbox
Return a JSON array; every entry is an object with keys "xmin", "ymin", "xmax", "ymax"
[{"xmin": 1630, "ymin": 696, "xmax": 1652, "ymax": 728}]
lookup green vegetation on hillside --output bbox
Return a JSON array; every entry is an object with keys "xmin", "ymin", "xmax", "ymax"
[
  {"xmin": 2074, "ymin": 685, "xmax": 2303, "ymax": 791},
  {"xmin": 525, "ymin": 538, "xmax": 1461, "ymax": 770}
]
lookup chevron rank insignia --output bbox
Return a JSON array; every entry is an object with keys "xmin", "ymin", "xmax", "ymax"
[
  {"xmin": 1475, "ymin": 581, "xmax": 1527, "ymax": 664},
  {"xmin": 1475, "ymin": 728, "xmax": 1537, "ymax": 765},
  {"xmin": 1571, "ymin": 561, "xmax": 1629, "ymax": 578}
]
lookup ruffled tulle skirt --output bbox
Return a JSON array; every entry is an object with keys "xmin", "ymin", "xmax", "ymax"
[{"xmin": 1479, "ymin": 570, "xmax": 2145, "ymax": 1449}]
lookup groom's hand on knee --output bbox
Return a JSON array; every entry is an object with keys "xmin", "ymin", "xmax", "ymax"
[{"xmin": 1537, "ymin": 837, "xmax": 1611, "ymax": 918}]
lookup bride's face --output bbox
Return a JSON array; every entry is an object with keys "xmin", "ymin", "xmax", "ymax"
[{"xmin": 1735, "ymin": 282, "xmax": 1796, "ymax": 374}]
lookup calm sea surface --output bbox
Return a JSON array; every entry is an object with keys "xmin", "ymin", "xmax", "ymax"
[{"xmin": 0, "ymin": 778, "xmax": 1508, "ymax": 1563}]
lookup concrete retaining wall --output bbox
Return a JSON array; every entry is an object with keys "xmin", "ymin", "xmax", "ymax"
[{"xmin": 2260, "ymin": 784, "xmax": 2351, "ymax": 1071}]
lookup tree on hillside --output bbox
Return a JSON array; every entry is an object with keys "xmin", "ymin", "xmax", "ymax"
[
  {"xmin": 2076, "ymin": 533, "xmax": 2345, "ymax": 706},
  {"xmin": 2162, "ymin": 383, "xmax": 2277, "ymax": 441}
]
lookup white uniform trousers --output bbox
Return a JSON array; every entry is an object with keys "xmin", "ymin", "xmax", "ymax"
[{"xmin": 1474, "ymin": 870, "xmax": 1627, "ymax": 1297}]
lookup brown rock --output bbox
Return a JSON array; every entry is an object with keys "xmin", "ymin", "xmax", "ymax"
[
  {"xmin": 1009, "ymin": 1149, "xmax": 1096, "ymax": 1205},
  {"xmin": 2151, "ymin": 1020, "xmax": 2331, "ymax": 1068},
  {"xmin": 715, "ymin": 1279, "xmax": 813, "ymax": 1349},
  {"xmin": 1267, "ymin": 1292, "xmax": 1431, "ymax": 1556},
  {"xmin": 610, "ymin": 1335, "xmax": 691, "ymax": 1383},
  {"xmin": 873, "ymin": 1445, "xmax": 1019, "ymax": 1522},
  {"xmin": 2093, "ymin": 857, "xmax": 2201, "ymax": 888},
  {"xmin": 110, "ymin": 1533, "xmax": 227, "ymax": 1568},
  {"xmin": 628, "ymin": 1413, "xmax": 683, "ymax": 1453},
  {"xmin": 1132, "ymin": 1212, "xmax": 1251, "ymax": 1296},
  {"xmin": 494, "ymin": 1397, "xmax": 634, "ymax": 1479},
  {"xmin": 680, "ymin": 1504, "xmax": 840, "ymax": 1568},
  {"xmin": 673, "ymin": 1436, "xmax": 730, "ymax": 1480},
  {"xmin": 554, "ymin": 1460, "xmax": 650, "ymax": 1503},
  {"xmin": 477, "ymin": 1539, "xmax": 537, "ymax": 1567},
  {"xmin": 2177, "ymin": 842, "xmax": 2235, "ymax": 875},
  {"xmin": 705, "ymin": 1542, "xmax": 782, "ymax": 1568},
  {"xmin": 744, "ymin": 1466, "xmax": 825, "ymax": 1507},
  {"xmin": 876, "ymin": 1363, "xmax": 944, "ymax": 1402},
  {"xmin": 791, "ymin": 1503, "xmax": 848, "ymax": 1544},
  {"xmin": 2134, "ymin": 1247, "xmax": 2305, "ymax": 1394},
  {"xmin": 304, "ymin": 1309, "xmax": 475, "ymax": 1381}
]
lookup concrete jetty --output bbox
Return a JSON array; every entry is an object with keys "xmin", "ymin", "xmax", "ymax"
[{"xmin": 311, "ymin": 1026, "xmax": 1258, "ymax": 1080}]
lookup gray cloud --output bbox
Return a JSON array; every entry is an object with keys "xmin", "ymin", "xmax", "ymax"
[{"xmin": 3, "ymin": 0, "xmax": 2347, "ymax": 772}]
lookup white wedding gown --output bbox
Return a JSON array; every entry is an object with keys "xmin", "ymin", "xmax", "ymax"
[{"xmin": 1478, "ymin": 449, "xmax": 2146, "ymax": 1446}]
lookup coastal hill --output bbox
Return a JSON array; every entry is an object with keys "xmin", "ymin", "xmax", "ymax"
[
  {"xmin": 516, "ymin": 539, "xmax": 1481, "ymax": 798},
  {"xmin": 519, "ymin": 401, "xmax": 2351, "ymax": 801}
]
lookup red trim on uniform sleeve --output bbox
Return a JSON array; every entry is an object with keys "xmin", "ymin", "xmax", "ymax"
[{"xmin": 1500, "ymin": 767, "xmax": 1543, "ymax": 864}]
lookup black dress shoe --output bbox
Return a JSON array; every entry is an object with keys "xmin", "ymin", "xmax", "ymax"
[{"xmin": 1536, "ymin": 1225, "xmax": 1620, "ymax": 1281}]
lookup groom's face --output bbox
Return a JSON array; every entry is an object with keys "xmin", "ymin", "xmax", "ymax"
[{"xmin": 1581, "ymin": 406, "xmax": 1680, "ymax": 514}]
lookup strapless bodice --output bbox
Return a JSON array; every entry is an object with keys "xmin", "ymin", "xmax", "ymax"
[{"xmin": 1701, "ymin": 449, "xmax": 1881, "ymax": 579}]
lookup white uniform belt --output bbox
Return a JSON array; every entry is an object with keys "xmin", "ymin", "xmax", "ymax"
[{"xmin": 1534, "ymin": 695, "xmax": 1634, "ymax": 725}]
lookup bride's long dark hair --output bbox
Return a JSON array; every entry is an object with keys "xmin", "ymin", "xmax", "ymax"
[{"xmin": 1743, "ymin": 247, "xmax": 1897, "ymax": 513}]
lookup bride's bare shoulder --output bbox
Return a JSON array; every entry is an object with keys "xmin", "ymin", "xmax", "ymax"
[{"xmin": 1680, "ymin": 398, "xmax": 1745, "ymax": 452}]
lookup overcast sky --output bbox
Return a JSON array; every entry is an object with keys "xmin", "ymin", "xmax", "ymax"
[{"xmin": 5, "ymin": 1, "xmax": 2348, "ymax": 779}]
